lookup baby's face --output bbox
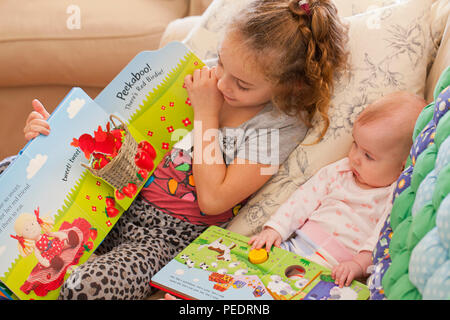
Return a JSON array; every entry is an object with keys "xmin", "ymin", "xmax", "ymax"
[{"xmin": 348, "ymin": 122, "xmax": 405, "ymax": 189}]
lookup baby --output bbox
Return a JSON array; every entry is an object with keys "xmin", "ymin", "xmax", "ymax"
[{"xmin": 249, "ymin": 91, "xmax": 426, "ymax": 287}]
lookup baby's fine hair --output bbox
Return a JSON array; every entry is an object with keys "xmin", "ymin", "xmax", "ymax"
[
  {"xmin": 356, "ymin": 91, "xmax": 427, "ymax": 157},
  {"xmin": 227, "ymin": 0, "xmax": 349, "ymax": 141}
]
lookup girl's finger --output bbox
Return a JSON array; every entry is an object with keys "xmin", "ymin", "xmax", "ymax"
[
  {"xmin": 29, "ymin": 118, "xmax": 51, "ymax": 130},
  {"xmin": 24, "ymin": 119, "xmax": 51, "ymax": 135},
  {"xmin": 32, "ymin": 99, "xmax": 50, "ymax": 120},
  {"xmin": 26, "ymin": 111, "xmax": 44, "ymax": 125},
  {"xmin": 25, "ymin": 124, "xmax": 50, "ymax": 137},
  {"xmin": 209, "ymin": 66, "xmax": 217, "ymax": 79},
  {"xmin": 24, "ymin": 131, "xmax": 39, "ymax": 141},
  {"xmin": 31, "ymin": 124, "xmax": 50, "ymax": 136},
  {"xmin": 201, "ymin": 66, "xmax": 209, "ymax": 78},
  {"xmin": 184, "ymin": 74, "xmax": 193, "ymax": 86},
  {"xmin": 193, "ymin": 68, "xmax": 201, "ymax": 82}
]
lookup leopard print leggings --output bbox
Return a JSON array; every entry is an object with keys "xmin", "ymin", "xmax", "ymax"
[{"xmin": 0, "ymin": 156, "xmax": 207, "ymax": 300}]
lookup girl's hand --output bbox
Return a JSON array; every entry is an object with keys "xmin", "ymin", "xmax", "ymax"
[
  {"xmin": 331, "ymin": 260, "xmax": 363, "ymax": 288},
  {"xmin": 24, "ymin": 99, "xmax": 51, "ymax": 141},
  {"xmin": 248, "ymin": 227, "xmax": 282, "ymax": 252},
  {"xmin": 184, "ymin": 66, "xmax": 224, "ymax": 118}
]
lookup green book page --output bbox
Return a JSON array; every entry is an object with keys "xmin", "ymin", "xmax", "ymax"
[{"xmin": 0, "ymin": 42, "xmax": 204, "ymax": 300}]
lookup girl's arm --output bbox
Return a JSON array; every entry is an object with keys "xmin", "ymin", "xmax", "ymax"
[
  {"xmin": 194, "ymin": 152, "xmax": 273, "ymax": 215},
  {"xmin": 186, "ymin": 67, "xmax": 275, "ymax": 215}
]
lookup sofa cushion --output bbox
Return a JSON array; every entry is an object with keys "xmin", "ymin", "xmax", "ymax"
[
  {"xmin": 183, "ymin": 0, "xmax": 444, "ymax": 236},
  {"xmin": 0, "ymin": 0, "xmax": 189, "ymax": 88}
]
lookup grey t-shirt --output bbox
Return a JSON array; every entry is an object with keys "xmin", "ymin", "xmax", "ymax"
[
  {"xmin": 173, "ymin": 103, "xmax": 307, "ymax": 167},
  {"xmin": 219, "ymin": 103, "xmax": 308, "ymax": 166}
]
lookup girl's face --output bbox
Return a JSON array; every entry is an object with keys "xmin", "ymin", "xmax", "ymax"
[
  {"xmin": 348, "ymin": 122, "xmax": 405, "ymax": 189},
  {"xmin": 215, "ymin": 32, "xmax": 274, "ymax": 109}
]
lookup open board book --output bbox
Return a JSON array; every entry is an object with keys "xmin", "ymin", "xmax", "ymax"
[
  {"xmin": 0, "ymin": 42, "xmax": 204, "ymax": 300},
  {"xmin": 151, "ymin": 226, "xmax": 370, "ymax": 300}
]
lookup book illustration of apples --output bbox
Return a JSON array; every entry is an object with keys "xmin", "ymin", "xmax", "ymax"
[
  {"xmin": 89, "ymin": 228, "xmax": 98, "ymax": 241},
  {"xmin": 105, "ymin": 196, "xmax": 115, "ymax": 208},
  {"xmin": 137, "ymin": 169, "xmax": 148, "ymax": 181},
  {"xmin": 138, "ymin": 141, "xmax": 156, "ymax": 160},
  {"xmin": 83, "ymin": 241, "xmax": 94, "ymax": 252},
  {"xmin": 105, "ymin": 206, "xmax": 119, "ymax": 218},
  {"xmin": 104, "ymin": 195, "xmax": 120, "ymax": 217},
  {"xmin": 115, "ymin": 189, "xmax": 125, "ymax": 200}
]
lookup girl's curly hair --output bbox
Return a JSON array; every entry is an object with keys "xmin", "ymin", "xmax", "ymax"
[{"xmin": 228, "ymin": 0, "xmax": 350, "ymax": 143}]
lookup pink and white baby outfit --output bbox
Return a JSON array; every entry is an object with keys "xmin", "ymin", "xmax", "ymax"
[{"xmin": 264, "ymin": 157, "xmax": 395, "ymax": 269}]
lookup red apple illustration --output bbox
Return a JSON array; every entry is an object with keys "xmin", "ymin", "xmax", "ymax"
[
  {"xmin": 115, "ymin": 189, "xmax": 125, "ymax": 200},
  {"xmin": 138, "ymin": 141, "xmax": 156, "ymax": 160},
  {"xmin": 137, "ymin": 169, "xmax": 148, "ymax": 181},
  {"xmin": 105, "ymin": 206, "xmax": 120, "ymax": 218},
  {"xmin": 105, "ymin": 196, "xmax": 115, "ymax": 208},
  {"xmin": 122, "ymin": 182, "xmax": 138, "ymax": 198},
  {"xmin": 135, "ymin": 150, "xmax": 154, "ymax": 171},
  {"xmin": 89, "ymin": 228, "xmax": 98, "ymax": 241}
]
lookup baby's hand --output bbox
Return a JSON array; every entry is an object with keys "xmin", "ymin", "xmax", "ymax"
[
  {"xmin": 248, "ymin": 227, "xmax": 282, "ymax": 252},
  {"xmin": 184, "ymin": 66, "xmax": 224, "ymax": 118},
  {"xmin": 23, "ymin": 99, "xmax": 51, "ymax": 141},
  {"xmin": 331, "ymin": 260, "xmax": 363, "ymax": 288}
]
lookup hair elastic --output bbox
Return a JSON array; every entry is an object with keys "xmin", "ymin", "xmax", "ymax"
[{"xmin": 298, "ymin": 0, "xmax": 311, "ymax": 16}]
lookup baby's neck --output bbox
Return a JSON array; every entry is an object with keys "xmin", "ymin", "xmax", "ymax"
[{"xmin": 219, "ymin": 101, "xmax": 266, "ymax": 128}]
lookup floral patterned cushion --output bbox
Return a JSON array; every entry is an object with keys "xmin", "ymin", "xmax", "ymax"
[{"xmin": 183, "ymin": 0, "xmax": 440, "ymax": 236}]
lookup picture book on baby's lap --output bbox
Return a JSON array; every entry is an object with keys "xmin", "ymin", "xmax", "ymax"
[
  {"xmin": 150, "ymin": 226, "xmax": 370, "ymax": 300},
  {"xmin": 0, "ymin": 42, "xmax": 204, "ymax": 300}
]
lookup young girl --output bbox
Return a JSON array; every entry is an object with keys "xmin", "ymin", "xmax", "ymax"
[
  {"xmin": 12, "ymin": 0, "xmax": 348, "ymax": 299},
  {"xmin": 249, "ymin": 92, "xmax": 426, "ymax": 288}
]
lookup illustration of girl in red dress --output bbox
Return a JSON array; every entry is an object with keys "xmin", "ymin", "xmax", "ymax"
[{"xmin": 10, "ymin": 207, "xmax": 91, "ymax": 297}]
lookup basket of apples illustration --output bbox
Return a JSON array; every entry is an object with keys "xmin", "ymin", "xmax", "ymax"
[{"xmin": 71, "ymin": 114, "xmax": 156, "ymax": 194}]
